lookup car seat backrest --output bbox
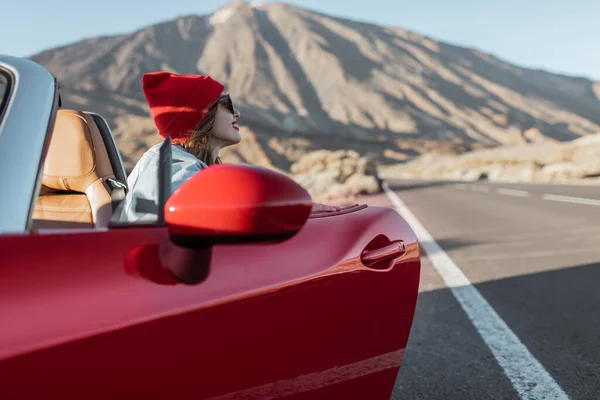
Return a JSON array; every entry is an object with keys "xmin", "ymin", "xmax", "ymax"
[{"xmin": 32, "ymin": 109, "xmax": 121, "ymax": 229}]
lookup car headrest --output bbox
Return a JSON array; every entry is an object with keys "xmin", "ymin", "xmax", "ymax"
[{"xmin": 42, "ymin": 109, "xmax": 114, "ymax": 194}]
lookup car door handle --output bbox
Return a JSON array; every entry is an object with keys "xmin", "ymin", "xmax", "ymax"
[{"xmin": 361, "ymin": 241, "xmax": 406, "ymax": 267}]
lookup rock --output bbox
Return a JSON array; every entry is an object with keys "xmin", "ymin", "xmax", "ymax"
[
  {"xmin": 380, "ymin": 134, "xmax": 600, "ymax": 185},
  {"xmin": 522, "ymin": 128, "xmax": 547, "ymax": 144},
  {"xmin": 290, "ymin": 150, "xmax": 382, "ymax": 202},
  {"xmin": 462, "ymin": 169, "xmax": 484, "ymax": 181},
  {"xmin": 346, "ymin": 174, "xmax": 380, "ymax": 195},
  {"xmin": 540, "ymin": 162, "xmax": 582, "ymax": 181}
]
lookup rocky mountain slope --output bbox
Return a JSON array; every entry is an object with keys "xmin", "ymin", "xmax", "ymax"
[{"xmin": 31, "ymin": 1, "xmax": 600, "ymax": 172}]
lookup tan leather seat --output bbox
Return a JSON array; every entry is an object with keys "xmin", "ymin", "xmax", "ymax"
[{"xmin": 32, "ymin": 109, "xmax": 119, "ymax": 229}]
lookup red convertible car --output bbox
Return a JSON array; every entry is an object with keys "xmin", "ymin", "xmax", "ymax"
[{"xmin": 0, "ymin": 55, "xmax": 420, "ymax": 399}]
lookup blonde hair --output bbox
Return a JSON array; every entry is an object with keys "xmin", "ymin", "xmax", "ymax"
[{"xmin": 181, "ymin": 98, "xmax": 223, "ymax": 165}]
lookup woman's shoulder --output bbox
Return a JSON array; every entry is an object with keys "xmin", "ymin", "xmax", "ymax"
[
  {"xmin": 171, "ymin": 145, "xmax": 208, "ymax": 169},
  {"xmin": 140, "ymin": 143, "xmax": 208, "ymax": 169}
]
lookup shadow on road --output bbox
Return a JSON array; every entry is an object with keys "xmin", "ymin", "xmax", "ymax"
[
  {"xmin": 386, "ymin": 180, "xmax": 456, "ymax": 192},
  {"xmin": 392, "ymin": 261, "xmax": 600, "ymax": 400},
  {"xmin": 425, "ymin": 238, "xmax": 483, "ymax": 253}
]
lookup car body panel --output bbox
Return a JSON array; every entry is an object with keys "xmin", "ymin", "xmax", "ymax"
[
  {"xmin": 0, "ymin": 207, "xmax": 419, "ymax": 399},
  {"xmin": 0, "ymin": 56, "xmax": 421, "ymax": 399}
]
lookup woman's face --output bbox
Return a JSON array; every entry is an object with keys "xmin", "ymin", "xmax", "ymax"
[{"xmin": 210, "ymin": 98, "xmax": 241, "ymax": 147}]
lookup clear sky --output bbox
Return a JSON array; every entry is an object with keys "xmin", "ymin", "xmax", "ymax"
[{"xmin": 2, "ymin": 0, "xmax": 599, "ymax": 79}]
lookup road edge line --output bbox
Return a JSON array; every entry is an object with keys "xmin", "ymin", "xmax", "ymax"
[{"xmin": 383, "ymin": 182, "xmax": 568, "ymax": 400}]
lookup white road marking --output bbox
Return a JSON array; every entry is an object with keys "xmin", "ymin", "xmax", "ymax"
[
  {"xmin": 471, "ymin": 184, "xmax": 491, "ymax": 192},
  {"xmin": 542, "ymin": 193, "xmax": 600, "ymax": 206},
  {"xmin": 496, "ymin": 188, "xmax": 530, "ymax": 197},
  {"xmin": 382, "ymin": 182, "xmax": 568, "ymax": 400}
]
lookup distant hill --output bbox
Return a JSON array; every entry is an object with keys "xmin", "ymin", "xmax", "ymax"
[{"xmin": 31, "ymin": 1, "xmax": 600, "ymax": 171}]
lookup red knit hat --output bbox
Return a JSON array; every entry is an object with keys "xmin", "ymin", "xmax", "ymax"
[{"xmin": 142, "ymin": 72, "xmax": 225, "ymax": 141}]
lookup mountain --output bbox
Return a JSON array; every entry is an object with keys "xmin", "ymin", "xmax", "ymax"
[{"xmin": 30, "ymin": 1, "xmax": 600, "ymax": 171}]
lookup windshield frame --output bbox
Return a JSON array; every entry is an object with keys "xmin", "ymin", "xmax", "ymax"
[{"xmin": 0, "ymin": 56, "xmax": 58, "ymax": 234}]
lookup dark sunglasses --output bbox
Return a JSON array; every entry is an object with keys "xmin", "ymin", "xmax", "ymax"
[{"xmin": 216, "ymin": 94, "xmax": 235, "ymax": 115}]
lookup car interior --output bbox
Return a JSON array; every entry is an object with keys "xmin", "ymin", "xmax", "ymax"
[{"xmin": 31, "ymin": 108, "xmax": 129, "ymax": 230}]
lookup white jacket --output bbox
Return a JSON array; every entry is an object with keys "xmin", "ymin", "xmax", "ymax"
[{"xmin": 114, "ymin": 143, "xmax": 207, "ymax": 223}]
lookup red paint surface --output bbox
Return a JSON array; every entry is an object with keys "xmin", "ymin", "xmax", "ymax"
[{"xmin": 0, "ymin": 206, "xmax": 420, "ymax": 399}]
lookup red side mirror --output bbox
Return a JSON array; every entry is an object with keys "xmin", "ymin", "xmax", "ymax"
[{"xmin": 165, "ymin": 164, "xmax": 312, "ymax": 245}]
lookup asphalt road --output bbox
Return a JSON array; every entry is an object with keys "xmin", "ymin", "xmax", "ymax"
[{"xmin": 364, "ymin": 180, "xmax": 600, "ymax": 400}]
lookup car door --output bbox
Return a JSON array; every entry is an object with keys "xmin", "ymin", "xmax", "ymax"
[{"xmin": 0, "ymin": 57, "xmax": 421, "ymax": 400}]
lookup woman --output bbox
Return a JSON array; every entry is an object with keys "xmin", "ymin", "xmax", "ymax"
[{"xmin": 117, "ymin": 71, "xmax": 338, "ymax": 222}]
